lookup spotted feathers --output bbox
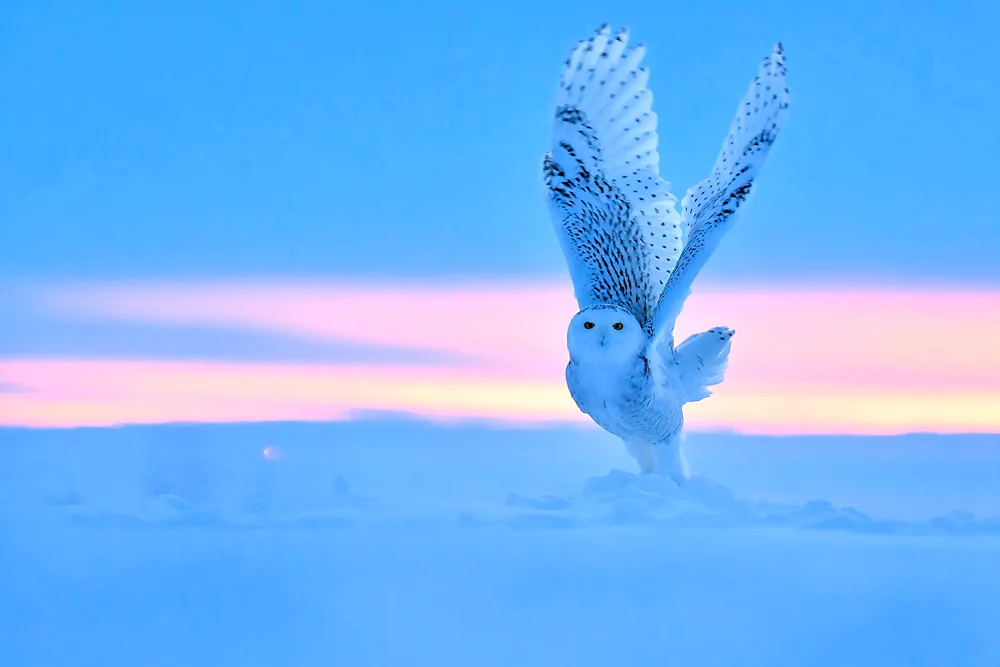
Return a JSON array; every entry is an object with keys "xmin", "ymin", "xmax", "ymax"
[
  {"xmin": 546, "ymin": 27, "xmax": 791, "ymax": 478},
  {"xmin": 544, "ymin": 24, "xmax": 682, "ymax": 328},
  {"xmin": 673, "ymin": 327, "xmax": 736, "ymax": 402},
  {"xmin": 648, "ymin": 42, "xmax": 790, "ymax": 345}
]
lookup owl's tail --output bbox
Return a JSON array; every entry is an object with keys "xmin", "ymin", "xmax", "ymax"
[{"xmin": 674, "ymin": 327, "xmax": 735, "ymax": 403}]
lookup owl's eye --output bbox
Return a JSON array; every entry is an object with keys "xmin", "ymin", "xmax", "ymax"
[
  {"xmin": 613, "ymin": 322, "xmax": 624, "ymax": 330},
  {"xmin": 583, "ymin": 321, "xmax": 595, "ymax": 329}
]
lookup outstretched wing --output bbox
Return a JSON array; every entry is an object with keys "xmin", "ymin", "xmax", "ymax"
[
  {"xmin": 543, "ymin": 24, "xmax": 683, "ymax": 327},
  {"xmin": 648, "ymin": 43, "xmax": 790, "ymax": 347},
  {"xmin": 674, "ymin": 326, "xmax": 735, "ymax": 403}
]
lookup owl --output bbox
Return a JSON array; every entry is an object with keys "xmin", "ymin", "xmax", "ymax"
[{"xmin": 543, "ymin": 25, "xmax": 790, "ymax": 482}]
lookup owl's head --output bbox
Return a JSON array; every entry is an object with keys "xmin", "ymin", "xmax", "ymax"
[{"xmin": 567, "ymin": 305, "xmax": 645, "ymax": 365}]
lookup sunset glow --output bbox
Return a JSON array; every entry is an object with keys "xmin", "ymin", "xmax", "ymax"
[{"xmin": 2, "ymin": 282, "xmax": 997, "ymax": 434}]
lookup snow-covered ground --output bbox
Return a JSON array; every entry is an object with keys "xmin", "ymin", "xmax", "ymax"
[{"xmin": 1, "ymin": 420, "xmax": 999, "ymax": 666}]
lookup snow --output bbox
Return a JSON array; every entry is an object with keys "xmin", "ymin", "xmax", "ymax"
[{"xmin": 1, "ymin": 420, "xmax": 999, "ymax": 666}]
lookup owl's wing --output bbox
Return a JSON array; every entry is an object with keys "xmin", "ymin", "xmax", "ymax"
[
  {"xmin": 543, "ymin": 24, "xmax": 683, "ymax": 327},
  {"xmin": 648, "ymin": 43, "xmax": 790, "ymax": 349}
]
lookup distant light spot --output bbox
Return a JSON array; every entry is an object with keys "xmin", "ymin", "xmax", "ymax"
[{"xmin": 263, "ymin": 446, "xmax": 282, "ymax": 461}]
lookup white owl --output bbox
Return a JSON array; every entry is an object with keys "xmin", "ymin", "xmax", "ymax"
[{"xmin": 543, "ymin": 25, "xmax": 790, "ymax": 482}]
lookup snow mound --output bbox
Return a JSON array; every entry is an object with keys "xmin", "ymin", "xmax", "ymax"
[
  {"xmin": 16, "ymin": 468, "xmax": 1000, "ymax": 536},
  {"xmin": 473, "ymin": 470, "xmax": 1000, "ymax": 535}
]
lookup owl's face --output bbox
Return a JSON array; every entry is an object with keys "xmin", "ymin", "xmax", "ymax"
[{"xmin": 567, "ymin": 306, "xmax": 645, "ymax": 365}]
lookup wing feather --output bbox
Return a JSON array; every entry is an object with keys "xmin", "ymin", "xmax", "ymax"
[
  {"xmin": 544, "ymin": 25, "xmax": 682, "ymax": 326},
  {"xmin": 648, "ymin": 43, "xmax": 791, "ymax": 347}
]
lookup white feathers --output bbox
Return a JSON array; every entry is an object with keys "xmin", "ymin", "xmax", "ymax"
[
  {"xmin": 674, "ymin": 327, "xmax": 736, "ymax": 402},
  {"xmin": 648, "ymin": 43, "xmax": 791, "ymax": 347},
  {"xmin": 547, "ymin": 27, "xmax": 790, "ymax": 480},
  {"xmin": 544, "ymin": 24, "xmax": 682, "ymax": 327}
]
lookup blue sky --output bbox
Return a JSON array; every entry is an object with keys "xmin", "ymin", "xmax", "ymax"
[{"xmin": 2, "ymin": 0, "xmax": 998, "ymax": 285}]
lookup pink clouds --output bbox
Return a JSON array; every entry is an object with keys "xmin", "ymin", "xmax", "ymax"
[
  {"xmin": 2, "ymin": 281, "xmax": 998, "ymax": 433},
  {"xmin": 40, "ymin": 280, "xmax": 575, "ymax": 373},
  {"xmin": 0, "ymin": 359, "xmax": 578, "ymax": 428}
]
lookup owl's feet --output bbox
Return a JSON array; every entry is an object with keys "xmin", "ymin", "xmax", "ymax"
[
  {"xmin": 626, "ymin": 436, "xmax": 689, "ymax": 485},
  {"xmin": 624, "ymin": 440, "xmax": 657, "ymax": 474},
  {"xmin": 656, "ymin": 444, "xmax": 690, "ymax": 485}
]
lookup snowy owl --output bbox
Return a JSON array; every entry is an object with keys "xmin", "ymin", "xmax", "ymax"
[{"xmin": 543, "ymin": 25, "xmax": 790, "ymax": 482}]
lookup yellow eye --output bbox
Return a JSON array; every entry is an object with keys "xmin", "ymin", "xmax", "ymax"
[
  {"xmin": 583, "ymin": 321, "xmax": 595, "ymax": 329},
  {"xmin": 613, "ymin": 322, "xmax": 624, "ymax": 330}
]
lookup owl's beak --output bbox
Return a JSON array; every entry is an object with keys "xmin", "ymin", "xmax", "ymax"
[{"xmin": 599, "ymin": 333, "xmax": 608, "ymax": 347}]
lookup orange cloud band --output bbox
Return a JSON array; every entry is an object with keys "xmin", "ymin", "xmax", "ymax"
[{"xmin": 1, "ymin": 281, "xmax": 997, "ymax": 434}]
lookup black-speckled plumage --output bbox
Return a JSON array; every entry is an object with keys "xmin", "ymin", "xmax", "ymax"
[{"xmin": 544, "ymin": 25, "xmax": 791, "ymax": 479}]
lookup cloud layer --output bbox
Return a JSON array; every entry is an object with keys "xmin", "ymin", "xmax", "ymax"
[{"xmin": 1, "ymin": 281, "xmax": 997, "ymax": 433}]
